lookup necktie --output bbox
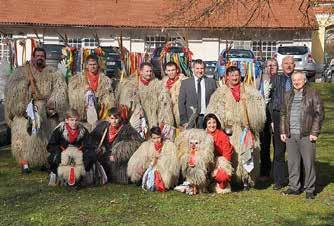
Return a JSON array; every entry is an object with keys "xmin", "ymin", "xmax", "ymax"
[
  {"xmin": 285, "ymin": 77, "xmax": 291, "ymax": 91},
  {"xmin": 197, "ymin": 77, "xmax": 202, "ymax": 113}
]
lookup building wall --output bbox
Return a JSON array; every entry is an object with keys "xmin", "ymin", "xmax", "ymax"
[{"xmin": 2, "ymin": 27, "xmax": 313, "ymax": 62}]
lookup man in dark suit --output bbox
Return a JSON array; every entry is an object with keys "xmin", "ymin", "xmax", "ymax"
[{"xmin": 178, "ymin": 59, "xmax": 217, "ymax": 129}]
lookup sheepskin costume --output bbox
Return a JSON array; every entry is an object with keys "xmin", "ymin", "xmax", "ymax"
[
  {"xmin": 116, "ymin": 76, "xmax": 174, "ymax": 129},
  {"xmin": 5, "ymin": 64, "xmax": 68, "ymax": 167},
  {"xmin": 68, "ymin": 72, "xmax": 116, "ymax": 130},
  {"xmin": 57, "ymin": 146, "xmax": 86, "ymax": 186},
  {"xmin": 127, "ymin": 140, "xmax": 180, "ymax": 190},
  {"xmin": 174, "ymin": 129, "xmax": 215, "ymax": 193},
  {"xmin": 162, "ymin": 74, "xmax": 187, "ymax": 127},
  {"xmin": 213, "ymin": 156, "xmax": 234, "ymax": 194},
  {"xmin": 207, "ymin": 84, "xmax": 266, "ymax": 187},
  {"xmin": 89, "ymin": 121, "xmax": 143, "ymax": 184}
]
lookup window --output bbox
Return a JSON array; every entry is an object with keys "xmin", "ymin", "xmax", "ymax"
[
  {"xmin": 145, "ymin": 36, "xmax": 182, "ymax": 53},
  {"xmin": 0, "ymin": 35, "xmax": 12, "ymax": 61},
  {"xmin": 83, "ymin": 38, "xmax": 98, "ymax": 47},
  {"xmin": 67, "ymin": 38, "xmax": 82, "ymax": 48},
  {"xmin": 252, "ymin": 41, "xmax": 277, "ymax": 60},
  {"xmin": 232, "ymin": 40, "xmax": 252, "ymax": 50}
]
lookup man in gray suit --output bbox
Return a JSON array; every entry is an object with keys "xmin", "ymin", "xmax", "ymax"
[{"xmin": 178, "ymin": 59, "xmax": 217, "ymax": 129}]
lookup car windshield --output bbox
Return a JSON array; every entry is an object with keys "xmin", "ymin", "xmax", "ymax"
[
  {"xmin": 43, "ymin": 45, "xmax": 64, "ymax": 59},
  {"xmin": 154, "ymin": 47, "xmax": 183, "ymax": 57},
  {"xmin": 223, "ymin": 49, "xmax": 254, "ymax": 59},
  {"xmin": 278, "ymin": 46, "xmax": 308, "ymax": 55}
]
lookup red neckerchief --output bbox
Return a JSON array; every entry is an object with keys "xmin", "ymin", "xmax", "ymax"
[
  {"xmin": 65, "ymin": 123, "xmax": 79, "ymax": 144},
  {"xmin": 140, "ymin": 74, "xmax": 150, "ymax": 86},
  {"xmin": 87, "ymin": 71, "xmax": 99, "ymax": 92},
  {"xmin": 33, "ymin": 64, "xmax": 44, "ymax": 72},
  {"xmin": 188, "ymin": 147, "xmax": 196, "ymax": 167},
  {"xmin": 108, "ymin": 124, "xmax": 123, "ymax": 143},
  {"xmin": 154, "ymin": 142, "xmax": 163, "ymax": 154},
  {"xmin": 165, "ymin": 75, "xmax": 180, "ymax": 90},
  {"xmin": 230, "ymin": 83, "xmax": 241, "ymax": 102}
]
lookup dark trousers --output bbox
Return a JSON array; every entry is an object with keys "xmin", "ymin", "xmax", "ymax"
[
  {"xmin": 195, "ymin": 114, "xmax": 205, "ymax": 129},
  {"xmin": 272, "ymin": 110, "xmax": 287, "ymax": 186},
  {"xmin": 286, "ymin": 135, "xmax": 316, "ymax": 193},
  {"xmin": 260, "ymin": 109, "xmax": 271, "ymax": 177}
]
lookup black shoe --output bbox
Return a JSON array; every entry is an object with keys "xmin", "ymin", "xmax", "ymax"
[
  {"xmin": 306, "ymin": 192, "xmax": 315, "ymax": 199},
  {"xmin": 282, "ymin": 189, "xmax": 300, "ymax": 195},
  {"xmin": 273, "ymin": 184, "xmax": 284, "ymax": 190}
]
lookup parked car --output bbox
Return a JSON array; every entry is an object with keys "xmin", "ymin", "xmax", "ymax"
[
  {"xmin": 101, "ymin": 46, "xmax": 122, "ymax": 79},
  {"xmin": 216, "ymin": 49, "xmax": 261, "ymax": 79},
  {"xmin": 204, "ymin": 61, "xmax": 217, "ymax": 79},
  {"xmin": 43, "ymin": 44, "xmax": 66, "ymax": 68},
  {"xmin": 274, "ymin": 45, "xmax": 316, "ymax": 81},
  {"xmin": 151, "ymin": 46, "xmax": 184, "ymax": 79}
]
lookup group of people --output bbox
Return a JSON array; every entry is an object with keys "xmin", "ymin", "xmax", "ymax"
[{"xmin": 4, "ymin": 47, "xmax": 324, "ymax": 198}]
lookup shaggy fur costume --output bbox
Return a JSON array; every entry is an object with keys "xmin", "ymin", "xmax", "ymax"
[
  {"xmin": 57, "ymin": 146, "xmax": 86, "ymax": 185},
  {"xmin": 213, "ymin": 156, "xmax": 233, "ymax": 193},
  {"xmin": 116, "ymin": 76, "xmax": 174, "ymax": 129},
  {"xmin": 174, "ymin": 129, "xmax": 215, "ymax": 192},
  {"xmin": 89, "ymin": 121, "xmax": 143, "ymax": 184},
  {"xmin": 127, "ymin": 140, "xmax": 180, "ymax": 189},
  {"xmin": 207, "ymin": 84, "xmax": 266, "ymax": 187},
  {"xmin": 5, "ymin": 65, "xmax": 68, "ymax": 167},
  {"xmin": 162, "ymin": 74, "xmax": 187, "ymax": 127},
  {"xmin": 68, "ymin": 73, "xmax": 116, "ymax": 129}
]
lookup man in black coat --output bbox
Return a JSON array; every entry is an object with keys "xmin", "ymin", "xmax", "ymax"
[{"xmin": 178, "ymin": 59, "xmax": 217, "ymax": 129}]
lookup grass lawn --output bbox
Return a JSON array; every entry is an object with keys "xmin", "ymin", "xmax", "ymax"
[{"xmin": 1, "ymin": 84, "xmax": 334, "ymax": 225}]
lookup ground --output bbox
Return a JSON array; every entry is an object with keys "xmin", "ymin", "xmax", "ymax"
[{"xmin": 0, "ymin": 84, "xmax": 333, "ymax": 225}]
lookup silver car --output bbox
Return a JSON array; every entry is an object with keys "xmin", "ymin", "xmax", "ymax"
[{"xmin": 274, "ymin": 45, "xmax": 316, "ymax": 81}]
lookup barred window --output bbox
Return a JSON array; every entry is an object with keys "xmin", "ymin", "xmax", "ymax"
[
  {"xmin": 67, "ymin": 38, "xmax": 82, "ymax": 48},
  {"xmin": 0, "ymin": 35, "xmax": 12, "ymax": 61},
  {"xmin": 252, "ymin": 41, "xmax": 277, "ymax": 60},
  {"xmin": 145, "ymin": 36, "xmax": 182, "ymax": 53}
]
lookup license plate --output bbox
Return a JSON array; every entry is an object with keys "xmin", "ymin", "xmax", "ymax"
[
  {"xmin": 106, "ymin": 62, "xmax": 116, "ymax": 66},
  {"xmin": 294, "ymin": 58, "xmax": 302, "ymax": 62}
]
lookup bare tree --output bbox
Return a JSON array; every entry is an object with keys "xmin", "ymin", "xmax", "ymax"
[{"xmin": 165, "ymin": 0, "xmax": 316, "ymax": 28}]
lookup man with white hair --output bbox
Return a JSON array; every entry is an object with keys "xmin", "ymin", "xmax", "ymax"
[
  {"xmin": 269, "ymin": 56, "xmax": 294, "ymax": 190},
  {"xmin": 280, "ymin": 71, "xmax": 324, "ymax": 199}
]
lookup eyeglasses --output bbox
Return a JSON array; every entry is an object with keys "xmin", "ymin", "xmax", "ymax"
[{"xmin": 268, "ymin": 65, "xmax": 278, "ymax": 67}]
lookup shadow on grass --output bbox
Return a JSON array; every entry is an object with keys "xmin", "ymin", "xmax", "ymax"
[
  {"xmin": 316, "ymin": 161, "xmax": 334, "ymax": 194},
  {"xmin": 280, "ymin": 211, "xmax": 334, "ymax": 226}
]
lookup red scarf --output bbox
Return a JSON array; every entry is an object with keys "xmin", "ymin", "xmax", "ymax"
[
  {"xmin": 108, "ymin": 124, "xmax": 123, "ymax": 143},
  {"xmin": 87, "ymin": 71, "xmax": 99, "ymax": 92},
  {"xmin": 165, "ymin": 75, "xmax": 180, "ymax": 90},
  {"xmin": 65, "ymin": 123, "xmax": 79, "ymax": 144},
  {"xmin": 188, "ymin": 147, "xmax": 196, "ymax": 167},
  {"xmin": 230, "ymin": 84, "xmax": 241, "ymax": 102},
  {"xmin": 154, "ymin": 142, "xmax": 163, "ymax": 154},
  {"xmin": 140, "ymin": 74, "xmax": 150, "ymax": 86}
]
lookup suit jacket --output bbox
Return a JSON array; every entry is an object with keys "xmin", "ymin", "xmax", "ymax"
[{"xmin": 178, "ymin": 76, "xmax": 217, "ymax": 126}]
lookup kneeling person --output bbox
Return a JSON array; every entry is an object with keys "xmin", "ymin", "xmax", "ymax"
[
  {"xmin": 47, "ymin": 109, "xmax": 96, "ymax": 186},
  {"xmin": 127, "ymin": 127, "xmax": 180, "ymax": 191},
  {"xmin": 90, "ymin": 107, "xmax": 143, "ymax": 184}
]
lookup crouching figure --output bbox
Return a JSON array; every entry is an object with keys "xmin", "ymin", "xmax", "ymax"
[
  {"xmin": 204, "ymin": 114, "xmax": 234, "ymax": 194},
  {"xmin": 47, "ymin": 109, "xmax": 97, "ymax": 187},
  {"xmin": 127, "ymin": 127, "xmax": 179, "ymax": 192},
  {"xmin": 89, "ymin": 107, "xmax": 143, "ymax": 184},
  {"xmin": 174, "ymin": 129, "xmax": 215, "ymax": 195}
]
